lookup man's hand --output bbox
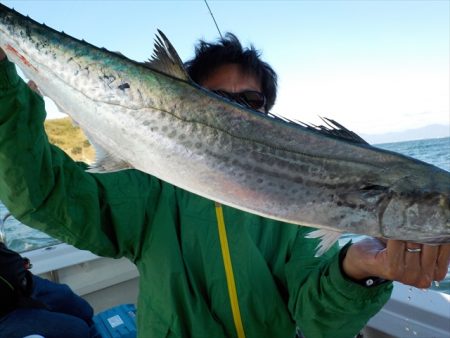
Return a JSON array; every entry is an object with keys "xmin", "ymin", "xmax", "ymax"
[
  {"xmin": 0, "ymin": 48, "xmax": 41, "ymax": 95},
  {"xmin": 343, "ymin": 238, "xmax": 450, "ymax": 288},
  {"xmin": 27, "ymin": 80, "xmax": 42, "ymax": 96}
]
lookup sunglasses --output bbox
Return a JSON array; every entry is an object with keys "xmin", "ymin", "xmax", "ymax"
[{"xmin": 212, "ymin": 90, "xmax": 266, "ymax": 111}]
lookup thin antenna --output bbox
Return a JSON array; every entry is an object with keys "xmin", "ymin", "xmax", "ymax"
[{"xmin": 203, "ymin": 0, "xmax": 223, "ymax": 39}]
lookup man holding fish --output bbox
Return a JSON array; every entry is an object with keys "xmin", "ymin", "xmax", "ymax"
[{"xmin": 0, "ymin": 16, "xmax": 449, "ymax": 338}]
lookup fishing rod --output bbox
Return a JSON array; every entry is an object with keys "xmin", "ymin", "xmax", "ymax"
[{"xmin": 203, "ymin": 0, "xmax": 223, "ymax": 39}]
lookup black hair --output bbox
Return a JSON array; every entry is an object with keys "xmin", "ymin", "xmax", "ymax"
[{"xmin": 184, "ymin": 33, "xmax": 278, "ymax": 113}]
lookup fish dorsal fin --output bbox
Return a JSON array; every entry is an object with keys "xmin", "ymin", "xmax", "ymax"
[
  {"xmin": 265, "ymin": 114, "xmax": 369, "ymax": 145},
  {"xmin": 144, "ymin": 29, "xmax": 190, "ymax": 81},
  {"xmin": 303, "ymin": 117, "xmax": 369, "ymax": 145},
  {"xmin": 305, "ymin": 229, "xmax": 342, "ymax": 257}
]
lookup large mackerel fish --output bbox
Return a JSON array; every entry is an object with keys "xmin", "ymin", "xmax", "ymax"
[{"xmin": 0, "ymin": 4, "xmax": 449, "ymax": 254}]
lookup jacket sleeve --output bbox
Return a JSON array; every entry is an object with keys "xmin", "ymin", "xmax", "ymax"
[
  {"xmin": 0, "ymin": 59, "xmax": 159, "ymax": 259},
  {"xmin": 286, "ymin": 227, "xmax": 392, "ymax": 338}
]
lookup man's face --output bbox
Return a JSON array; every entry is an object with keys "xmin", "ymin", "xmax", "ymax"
[{"xmin": 200, "ymin": 63, "xmax": 265, "ymax": 112}]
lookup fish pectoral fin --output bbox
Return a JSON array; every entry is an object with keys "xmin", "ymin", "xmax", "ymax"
[
  {"xmin": 144, "ymin": 29, "xmax": 191, "ymax": 82},
  {"xmin": 86, "ymin": 135, "xmax": 132, "ymax": 173},
  {"xmin": 87, "ymin": 154, "xmax": 132, "ymax": 173},
  {"xmin": 305, "ymin": 229, "xmax": 342, "ymax": 257}
]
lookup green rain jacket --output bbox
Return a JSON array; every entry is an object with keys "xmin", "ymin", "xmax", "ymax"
[{"xmin": 0, "ymin": 59, "xmax": 392, "ymax": 338}]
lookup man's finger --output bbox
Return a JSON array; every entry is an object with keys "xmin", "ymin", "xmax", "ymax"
[
  {"xmin": 416, "ymin": 245, "xmax": 438, "ymax": 287},
  {"xmin": 386, "ymin": 240, "xmax": 406, "ymax": 279},
  {"xmin": 436, "ymin": 244, "xmax": 450, "ymax": 281},
  {"xmin": 27, "ymin": 80, "xmax": 42, "ymax": 96}
]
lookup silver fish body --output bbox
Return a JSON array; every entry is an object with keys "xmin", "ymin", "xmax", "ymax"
[{"xmin": 0, "ymin": 4, "xmax": 449, "ymax": 247}]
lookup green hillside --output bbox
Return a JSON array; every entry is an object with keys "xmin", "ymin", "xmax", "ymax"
[{"xmin": 44, "ymin": 117, "xmax": 95, "ymax": 163}]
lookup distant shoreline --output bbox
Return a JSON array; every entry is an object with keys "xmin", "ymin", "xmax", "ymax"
[
  {"xmin": 361, "ymin": 124, "xmax": 449, "ymax": 144},
  {"xmin": 374, "ymin": 135, "xmax": 450, "ymax": 146}
]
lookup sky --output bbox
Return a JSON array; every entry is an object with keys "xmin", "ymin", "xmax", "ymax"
[{"xmin": 2, "ymin": 0, "xmax": 449, "ymax": 136}]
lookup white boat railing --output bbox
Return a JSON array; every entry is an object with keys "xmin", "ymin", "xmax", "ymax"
[
  {"xmin": 367, "ymin": 282, "xmax": 450, "ymax": 338},
  {"xmin": 25, "ymin": 243, "xmax": 139, "ymax": 296}
]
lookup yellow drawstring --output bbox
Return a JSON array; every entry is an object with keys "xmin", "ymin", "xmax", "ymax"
[{"xmin": 215, "ymin": 202, "xmax": 246, "ymax": 338}]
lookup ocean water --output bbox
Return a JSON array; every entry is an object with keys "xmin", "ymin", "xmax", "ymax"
[
  {"xmin": 1, "ymin": 137, "xmax": 449, "ymax": 292},
  {"xmin": 376, "ymin": 137, "xmax": 449, "ymax": 172}
]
